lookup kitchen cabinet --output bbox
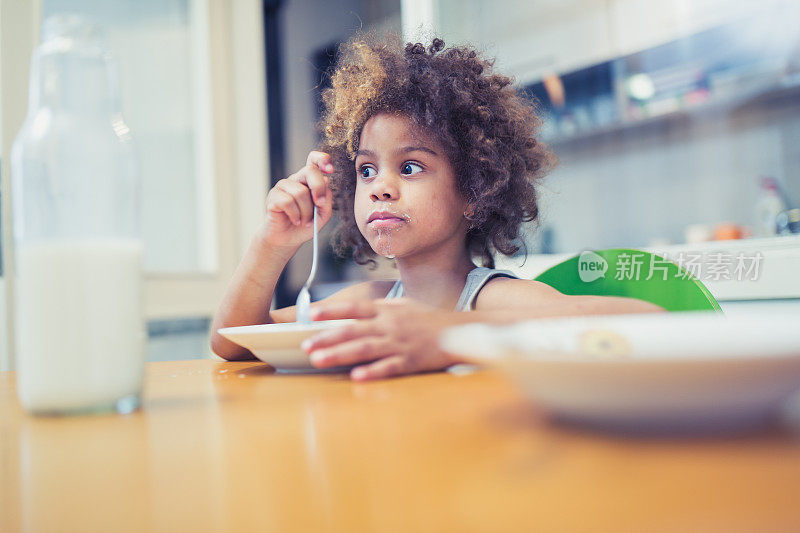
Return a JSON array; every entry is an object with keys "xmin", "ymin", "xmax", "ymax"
[
  {"xmin": 430, "ymin": 0, "xmax": 793, "ymax": 86},
  {"xmin": 609, "ymin": 0, "xmax": 786, "ymax": 57},
  {"xmin": 435, "ymin": 0, "xmax": 613, "ymax": 85}
]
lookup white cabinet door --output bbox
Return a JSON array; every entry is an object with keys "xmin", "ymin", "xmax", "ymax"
[
  {"xmin": 494, "ymin": 1, "xmax": 613, "ymax": 84},
  {"xmin": 608, "ymin": 0, "xmax": 768, "ymax": 57},
  {"xmin": 425, "ymin": 0, "xmax": 794, "ymax": 82},
  {"xmin": 435, "ymin": 0, "xmax": 613, "ymax": 83}
]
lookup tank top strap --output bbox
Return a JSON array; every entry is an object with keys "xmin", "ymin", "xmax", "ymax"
[
  {"xmin": 454, "ymin": 267, "xmax": 518, "ymax": 312},
  {"xmin": 384, "ymin": 267, "xmax": 518, "ymax": 311},
  {"xmin": 384, "ymin": 279, "xmax": 404, "ymax": 300}
]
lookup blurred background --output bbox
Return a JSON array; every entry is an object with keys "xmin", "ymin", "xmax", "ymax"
[{"xmin": 1, "ymin": 0, "xmax": 799, "ymax": 368}]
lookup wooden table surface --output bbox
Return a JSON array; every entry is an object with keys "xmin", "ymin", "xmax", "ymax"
[{"xmin": 3, "ymin": 359, "xmax": 800, "ymax": 532}]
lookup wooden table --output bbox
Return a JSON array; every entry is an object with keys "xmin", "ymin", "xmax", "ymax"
[{"xmin": 3, "ymin": 359, "xmax": 800, "ymax": 532}]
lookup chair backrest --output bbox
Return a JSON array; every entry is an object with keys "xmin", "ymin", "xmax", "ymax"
[{"xmin": 533, "ymin": 249, "xmax": 721, "ymax": 312}]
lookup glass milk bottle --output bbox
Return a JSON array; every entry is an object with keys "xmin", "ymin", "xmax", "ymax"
[{"xmin": 11, "ymin": 16, "xmax": 144, "ymax": 415}]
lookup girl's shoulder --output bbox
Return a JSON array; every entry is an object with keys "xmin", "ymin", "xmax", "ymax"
[{"xmin": 474, "ymin": 277, "xmax": 562, "ymax": 311}]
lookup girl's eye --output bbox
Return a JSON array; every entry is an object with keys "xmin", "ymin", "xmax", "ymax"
[
  {"xmin": 359, "ymin": 166, "xmax": 377, "ymax": 179},
  {"xmin": 401, "ymin": 162, "xmax": 423, "ymax": 176}
]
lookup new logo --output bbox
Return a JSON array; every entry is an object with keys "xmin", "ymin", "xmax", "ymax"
[{"xmin": 578, "ymin": 250, "xmax": 607, "ymax": 282}]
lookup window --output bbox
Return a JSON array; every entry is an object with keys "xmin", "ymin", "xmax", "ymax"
[
  {"xmin": 1, "ymin": 0, "xmax": 269, "ymax": 369},
  {"xmin": 41, "ymin": 0, "xmax": 218, "ymax": 272}
]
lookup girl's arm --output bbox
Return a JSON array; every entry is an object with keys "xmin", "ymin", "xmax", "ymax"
[
  {"xmin": 209, "ymin": 227, "xmax": 296, "ymax": 360},
  {"xmin": 302, "ymin": 279, "xmax": 664, "ymax": 380},
  {"xmin": 470, "ymin": 277, "xmax": 664, "ymax": 317},
  {"xmin": 210, "ymin": 151, "xmax": 337, "ymax": 360},
  {"xmin": 209, "ymin": 233, "xmax": 392, "ymax": 359}
]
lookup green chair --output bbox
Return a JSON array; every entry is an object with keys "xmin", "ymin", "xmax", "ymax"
[{"xmin": 533, "ymin": 249, "xmax": 721, "ymax": 312}]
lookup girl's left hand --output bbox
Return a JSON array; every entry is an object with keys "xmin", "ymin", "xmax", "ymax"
[{"xmin": 301, "ymin": 298, "xmax": 463, "ymax": 381}]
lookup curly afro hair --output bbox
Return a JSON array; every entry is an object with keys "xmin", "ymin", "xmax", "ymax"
[{"xmin": 319, "ymin": 33, "xmax": 556, "ymax": 268}]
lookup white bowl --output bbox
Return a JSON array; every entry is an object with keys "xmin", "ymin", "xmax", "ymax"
[
  {"xmin": 440, "ymin": 311, "xmax": 800, "ymax": 432},
  {"xmin": 217, "ymin": 320, "xmax": 355, "ymax": 370}
]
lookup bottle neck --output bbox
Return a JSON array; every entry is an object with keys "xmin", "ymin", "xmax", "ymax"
[{"xmin": 29, "ymin": 50, "xmax": 120, "ymax": 115}]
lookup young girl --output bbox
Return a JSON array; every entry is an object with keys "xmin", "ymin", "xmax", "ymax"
[{"xmin": 210, "ymin": 35, "xmax": 660, "ymax": 380}]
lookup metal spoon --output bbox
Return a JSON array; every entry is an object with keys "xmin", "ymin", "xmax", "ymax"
[{"xmin": 295, "ymin": 206, "xmax": 318, "ymax": 324}]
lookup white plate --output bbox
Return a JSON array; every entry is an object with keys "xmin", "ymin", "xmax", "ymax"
[
  {"xmin": 439, "ymin": 311, "xmax": 800, "ymax": 432},
  {"xmin": 217, "ymin": 320, "xmax": 355, "ymax": 370}
]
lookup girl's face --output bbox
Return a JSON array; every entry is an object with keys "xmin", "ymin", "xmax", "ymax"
[{"xmin": 353, "ymin": 113, "xmax": 469, "ymax": 260}]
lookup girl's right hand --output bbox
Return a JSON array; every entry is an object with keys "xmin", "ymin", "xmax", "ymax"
[{"xmin": 261, "ymin": 151, "xmax": 335, "ymax": 249}]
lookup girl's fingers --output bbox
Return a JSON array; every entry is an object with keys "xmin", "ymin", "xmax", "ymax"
[
  {"xmin": 309, "ymin": 336, "xmax": 396, "ymax": 368},
  {"xmin": 350, "ymin": 355, "xmax": 410, "ymax": 381},
  {"xmin": 267, "ymin": 189, "xmax": 302, "ymax": 226},
  {"xmin": 276, "ymin": 179, "xmax": 314, "ymax": 225},
  {"xmin": 310, "ymin": 300, "xmax": 378, "ymax": 321},
  {"xmin": 306, "ymin": 151, "xmax": 335, "ymax": 174},
  {"xmin": 295, "ymin": 165, "xmax": 331, "ymax": 213},
  {"xmin": 302, "ymin": 321, "xmax": 379, "ymax": 352},
  {"xmin": 323, "ymin": 186, "xmax": 334, "ymax": 220}
]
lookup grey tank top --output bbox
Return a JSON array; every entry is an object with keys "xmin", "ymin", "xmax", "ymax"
[{"xmin": 384, "ymin": 267, "xmax": 518, "ymax": 312}]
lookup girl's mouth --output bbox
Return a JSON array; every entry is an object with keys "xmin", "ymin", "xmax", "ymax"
[{"xmin": 367, "ymin": 211, "xmax": 408, "ymax": 229}]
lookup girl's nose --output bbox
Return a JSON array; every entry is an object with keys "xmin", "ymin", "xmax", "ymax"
[{"xmin": 369, "ymin": 174, "xmax": 400, "ymax": 202}]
